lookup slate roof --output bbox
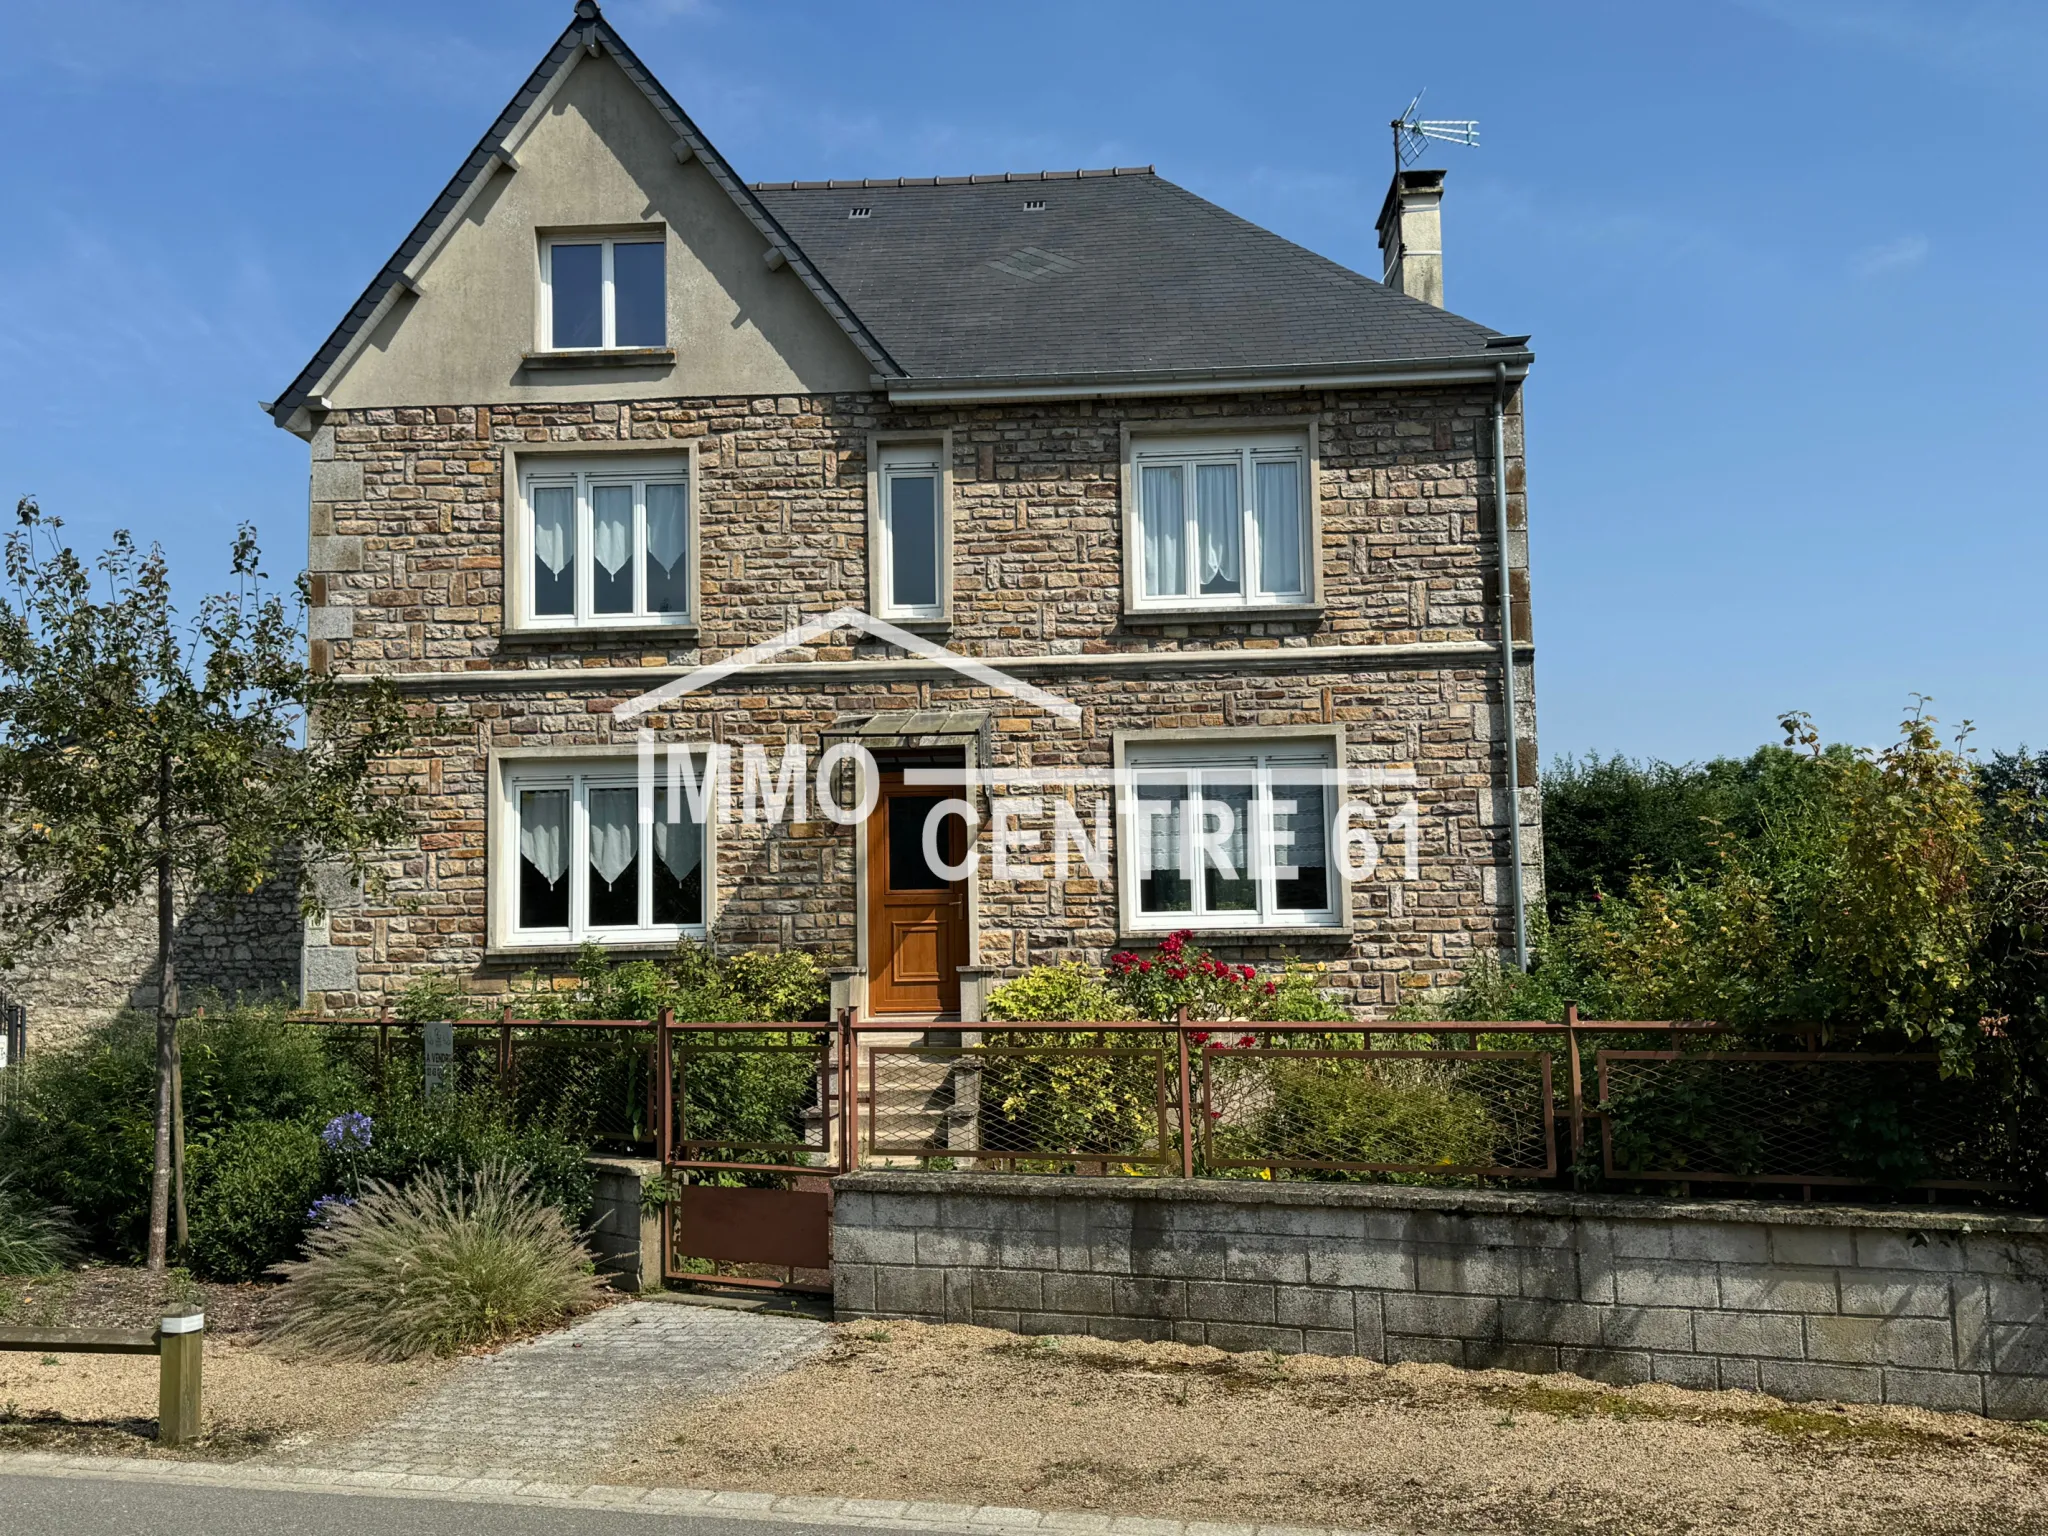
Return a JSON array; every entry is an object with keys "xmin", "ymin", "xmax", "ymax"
[
  {"xmin": 271, "ymin": 2, "xmax": 1523, "ymax": 426},
  {"xmin": 754, "ymin": 171, "xmax": 1509, "ymax": 384}
]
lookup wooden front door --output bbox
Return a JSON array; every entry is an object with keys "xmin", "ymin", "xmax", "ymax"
[{"xmin": 865, "ymin": 777, "xmax": 968, "ymax": 1017}]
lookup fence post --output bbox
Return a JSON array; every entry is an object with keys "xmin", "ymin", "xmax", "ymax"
[
  {"xmin": 656, "ymin": 1007, "xmax": 674, "ymax": 1166},
  {"xmin": 1565, "ymin": 1001, "xmax": 1585, "ymax": 1160},
  {"xmin": 842, "ymin": 1005, "xmax": 860, "ymax": 1172},
  {"xmin": 157, "ymin": 1305, "xmax": 203, "ymax": 1446},
  {"xmin": 1175, "ymin": 1007, "xmax": 1195, "ymax": 1179},
  {"xmin": 498, "ymin": 1006, "xmax": 514, "ymax": 1092}
]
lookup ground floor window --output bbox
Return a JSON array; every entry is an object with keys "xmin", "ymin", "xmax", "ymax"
[
  {"xmin": 1121, "ymin": 740, "xmax": 1337, "ymax": 930},
  {"xmin": 505, "ymin": 762, "xmax": 706, "ymax": 944}
]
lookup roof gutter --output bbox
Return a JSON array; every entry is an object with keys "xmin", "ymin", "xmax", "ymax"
[{"xmin": 881, "ymin": 347, "xmax": 1532, "ymax": 405}]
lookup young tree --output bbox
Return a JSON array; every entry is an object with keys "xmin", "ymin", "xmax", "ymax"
[{"xmin": 0, "ymin": 499, "xmax": 416, "ymax": 1269}]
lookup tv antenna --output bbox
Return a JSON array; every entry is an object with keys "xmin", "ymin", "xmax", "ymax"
[{"xmin": 1391, "ymin": 90, "xmax": 1479, "ymax": 176}]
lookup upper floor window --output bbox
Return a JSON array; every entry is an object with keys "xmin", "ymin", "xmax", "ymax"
[
  {"xmin": 1131, "ymin": 432, "xmax": 1310, "ymax": 610},
  {"xmin": 542, "ymin": 234, "xmax": 666, "ymax": 351},
  {"xmin": 878, "ymin": 443, "xmax": 944, "ymax": 620},
  {"xmin": 520, "ymin": 455, "xmax": 690, "ymax": 629}
]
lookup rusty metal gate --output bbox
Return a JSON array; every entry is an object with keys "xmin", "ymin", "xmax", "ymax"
[{"xmin": 657, "ymin": 1015, "xmax": 844, "ymax": 1295}]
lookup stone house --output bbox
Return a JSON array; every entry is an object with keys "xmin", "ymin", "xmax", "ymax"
[{"xmin": 269, "ymin": 1, "xmax": 1539, "ymax": 1022}]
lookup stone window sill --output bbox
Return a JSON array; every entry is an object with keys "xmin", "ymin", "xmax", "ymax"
[
  {"xmin": 520, "ymin": 347, "xmax": 676, "ymax": 371},
  {"xmin": 1118, "ymin": 923, "xmax": 1352, "ymax": 945},
  {"xmin": 500, "ymin": 621, "xmax": 699, "ymax": 642},
  {"xmin": 1122, "ymin": 603, "xmax": 1324, "ymax": 625}
]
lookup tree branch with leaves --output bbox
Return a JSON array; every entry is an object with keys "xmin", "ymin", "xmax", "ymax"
[{"xmin": 0, "ymin": 498, "xmax": 417, "ymax": 1269}]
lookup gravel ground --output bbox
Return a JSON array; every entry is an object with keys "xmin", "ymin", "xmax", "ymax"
[
  {"xmin": 624, "ymin": 1321, "xmax": 2048, "ymax": 1536},
  {"xmin": 0, "ymin": 1268, "xmax": 451, "ymax": 1459}
]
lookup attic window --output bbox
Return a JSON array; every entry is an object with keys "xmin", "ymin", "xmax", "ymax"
[
  {"xmin": 1023, "ymin": 199, "xmax": 1046, "ymax": 212},
  {"xmin": 541, "ymin": 234, "xmax": 666, "ymax": 350},
  {"xmin": 849, "ymin": 206, "xmax": 872, "ymax": 219}
]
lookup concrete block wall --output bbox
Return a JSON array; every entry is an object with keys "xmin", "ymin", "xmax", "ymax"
[{"xmin": 832, "ymin": 1173, "xmax": 2048, "ymax": 1421}]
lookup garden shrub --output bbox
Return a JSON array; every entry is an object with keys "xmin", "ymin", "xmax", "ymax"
[
  {"xmin": 0, "ymin": 1172, "xmax": 79, "ymax": 1276},
  {"xmin": 0, "ymin": 1003, "xmax": 354, "ymax": 1260},
  {"xmin": 272, "ymin": 1161, "xmax": 605, "ymax": 1360},
  {"xmin": 186, "ymin": 1118, "xmax": 325, "ymax": 1281},
  {"xmin": 1219, "ymin": 1055, "xmax": 1501, "ymax": 1179},
  {"xmin": 985, "ymin": 962, "xmax": 1131, "ymax": 1023},
  {"xmin": 354, "ymin": 1080, "xmax": 595, "ymax": 1224}
]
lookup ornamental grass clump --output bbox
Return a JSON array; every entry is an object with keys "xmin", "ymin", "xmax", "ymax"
[
  {"xmin": 0, "ymin": 1172, "xmax": 78, "ymax": 1276},
  {"xmin": 271, "ymin": 1161, "xmax": 603, "ymax": 1361}
]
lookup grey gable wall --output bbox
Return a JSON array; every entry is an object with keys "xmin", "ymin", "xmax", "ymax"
[{"xmin": 328, "ymin": 52, "xmax": 871, "ymax": 411}]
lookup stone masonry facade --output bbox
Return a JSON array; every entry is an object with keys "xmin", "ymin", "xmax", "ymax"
[
  {"xmin": 302, "ymin": 384, "xmax": 1537, "ymax": 1014},
  {"xmin": 833, "ymin": 1174, "xmax": 2048, "ymax": 1421}
]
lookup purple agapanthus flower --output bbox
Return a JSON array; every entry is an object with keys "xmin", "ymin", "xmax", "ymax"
[
  {"xmin": 321, "ymin": 1110, "xmax": 374, "ymax": 1151},
  {"xmin": 307, "ymin": 1194, "xmax": 357, "ymax": 1225}
]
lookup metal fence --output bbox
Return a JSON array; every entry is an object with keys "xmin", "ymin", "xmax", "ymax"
[
  {"xmin": 0, "ymin": 996, "xmax": 24, "ymax": 1114},
  {"xmin": 291, "ymin": 1007, "xmax": 2019, "ymax": 1200}
]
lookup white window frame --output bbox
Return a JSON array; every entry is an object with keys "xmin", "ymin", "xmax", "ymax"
[
  {"xmin": 1121, "ymin": 422, "xmax": 1322, "ymax": 616},
  {"xmin": 539, "ymin": 233, "xmax": 666, "ymax": 352},
  {"xmin": 497, "ymin": 755, "xmax": 713, "ymax": 950},
  {"xmin": 1114, "ymin": 731, "xmax": 1345, "ymax": 935},
  {"xmin": 866, "ymin": 430, "xmax": 954, "ymax": 625},
  {"xmin": 512, "ymin": 452, "xmax": 693, "ymax": 631}
]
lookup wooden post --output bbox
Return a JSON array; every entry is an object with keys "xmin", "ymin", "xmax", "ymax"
[
  {"xmin": 1175, "ymin": 1007, "xmax": 1195, "ymax": 1180},
  {"xmin": 157, "ymin": 1306, "xmax": 203, "ymax": 1446},
  {"xmin": 1565, "ymin": 1001, "xmax": 1585, "ymax": 1161},
  {"xmin": 655, "ymin": 1007, "xmax": 674, "ymax": 1166}
]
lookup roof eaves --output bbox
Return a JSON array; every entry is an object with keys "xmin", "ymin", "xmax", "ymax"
[{"xmin": 878, "ymin": 350, "xmax": 1536, "ymax": 403}]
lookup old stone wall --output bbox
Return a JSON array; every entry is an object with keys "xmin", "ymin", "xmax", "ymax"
[
  {"xmin": 0, "ymin": 873, "xmax": 304, "ymax": 1049},
  {"xmin": 832, "ymin": 1174, "xmax": 2048, "ymax": 1421},
  {"xmin": 300, "ymin": 384, "xmax": 1539, "ymax": 1014}
]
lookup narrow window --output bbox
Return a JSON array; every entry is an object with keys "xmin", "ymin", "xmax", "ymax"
[
  {"xmin": 1131, "ymin": 433, "xmax": 1311, "ymax": 609},
  {"xmin": 530, "ymin": 485, "xmax": 576, "ymax": 617},
  {"xmin": 591, "ymin": 484, "xmax": 635, "ymax": 615},
  {"xmin": 879, "ymin": 444, "xmax": 943, "ymax": 619},
  {"xmin": 543, "ymin": 234, "xmax": 666, "ymax": 350},
  {"xmin": 585, "ymin": 785, "xmax": 640, "ymax": 930},
  {"xmin": 643, "ymin": 482, "xmax": 689, "ymax": 614},
  {"xmin": 611, "ymin": 240, "xmax": 666, "ymax": 347},
  {"xmin": 517, "ymin": 787, "xmax": 571, "ymax": 929},
  {"xmin": 548, "ymin": 243, "xmax": 603, "ymax": 349}
]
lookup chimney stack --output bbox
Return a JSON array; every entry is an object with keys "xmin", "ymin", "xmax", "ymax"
[{"xmin": 1377, "ymin": 168, "xmax": 1446, "ymax": 308}]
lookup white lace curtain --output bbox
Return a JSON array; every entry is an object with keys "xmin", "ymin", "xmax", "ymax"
[
  {"xmin": 518, "ymin": 789, "xmax": 568, "ymax": 885},
  {"xmin": 646, "ymin": 483, "xmax": 687, "ymax": 574},
  {"xmin": 592, "ymin": 486, "xmax": 633, "ymax": 579},
  {"xmin": 1255, "ymin": 459, "xmax": 1303, "ymax": 597},
  {"xmin": 653, "ymin": 810, "xmax": 700, "ymax": 878},
  {"xmin": 1195, "ymin": 462, "xmax": 1240, "ymax": 593},
  {"xmin": 531, "ymin": 487, "xmax": 574, "ymax": 578},
  {"xmin": 1139, "ymin": 465, "xmax": 1184, "ymax": 597},
  {"xmin": 587, "ymin": 787, "xmax": 637, "ymax": 885}
]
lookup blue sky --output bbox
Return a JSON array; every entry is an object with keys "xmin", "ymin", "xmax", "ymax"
[{"xmin": 1, "ymin": 0, "xmax": 2041, "ymax": 766}]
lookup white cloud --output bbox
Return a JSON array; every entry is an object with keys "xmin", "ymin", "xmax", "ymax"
[{"xmin": 1851, "ymin": 234, "xmax": 1929, "ymax": 278}]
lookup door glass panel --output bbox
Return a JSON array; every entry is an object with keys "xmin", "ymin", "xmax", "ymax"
[
  {"xmin": 886, "ymin": 472, "xmax": 939, "ymax": 610},
  {"xmin": 1195, "ymin": 461, "xmax": 1242, "ymax": 596},
  {"xmin": 1271, "ymin": 774, "xmax": 1329, "ymax": 911},
  {"xmin": 612, "ymin": 240, "xmax": 666, "ymax": 347},
  {"xmin": 530, "ymin": 486, "xmax": 575, "ymax": 617},
  {"xmin": 1196, "ymin": 775, "xmax": 1255, "ymax": 911},
  {"xmin": 1134, "ymin": 777, "xmax": 1190, "ymax": 913},
  {"xmin": 651, "ymin": 786, "xmax": 701, "ymax": 925},
  {"xmin": 1255, "ymin": 458, "xmax": 1304, "ymax": 597},
  {"xmin": 586, "ymin": 786, "xmax": 639, "ymax": 927},
  {"xmin": 644, "ymin": 482, "xmax": 688, "ymax": 614},
  {"xmin": 887, "ymin": 795, "xmax": 954, "ymax": 891},
  {"xmin": 549, "ymin": 243, "xmax": 602, "ymax": 348},
  {"xmin": 1139, "ymin": 464, "xmax": 1186, "ymax": 597},
  {"xmin": 517, "ymin": 788, "xmax": 570, "ymax": 929},
  {"xmin": 591, "ymin": 485, "xmax": 634, "ymax": 614}
]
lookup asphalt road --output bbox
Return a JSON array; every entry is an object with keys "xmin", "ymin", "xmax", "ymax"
[{"xmin": 0, "ymin": 1473, "xmax": 966, "ymax": 1536}]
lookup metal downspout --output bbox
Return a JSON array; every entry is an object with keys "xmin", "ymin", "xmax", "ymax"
[{"xmin": 1493, "ymin": 363, "xmax": 1529, "ymax": 970}]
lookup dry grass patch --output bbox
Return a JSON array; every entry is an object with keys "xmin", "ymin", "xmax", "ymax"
[{"xmin": 621, "ymin": 1321, "xmax": 2048, "ymax": 1536}]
